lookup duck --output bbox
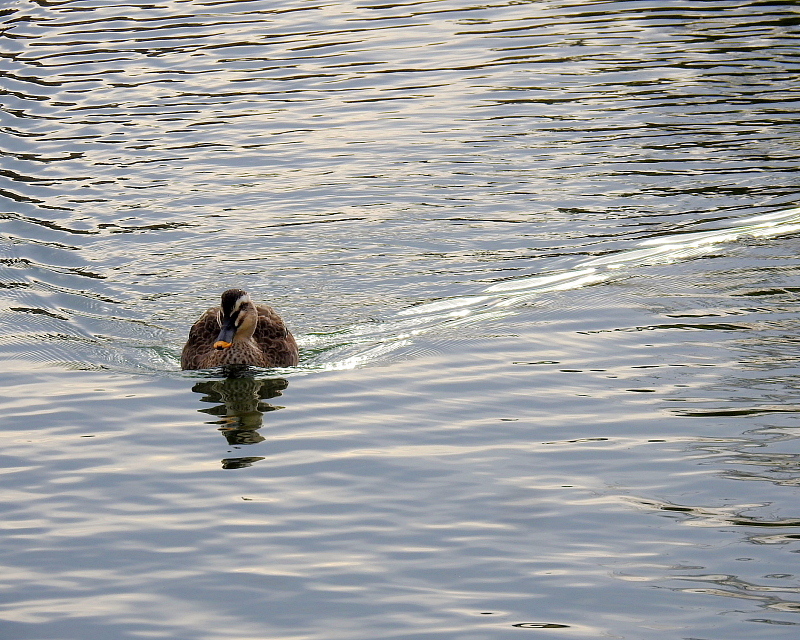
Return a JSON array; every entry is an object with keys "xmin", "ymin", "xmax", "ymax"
[{"xmin": 181, "ymin": 289, "xmax": 299, "ymax": 370}]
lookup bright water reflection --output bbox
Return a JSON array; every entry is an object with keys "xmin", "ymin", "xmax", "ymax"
[{"xmin": 2, "ymin": 0, "xmax": 800, "ymax": 639}]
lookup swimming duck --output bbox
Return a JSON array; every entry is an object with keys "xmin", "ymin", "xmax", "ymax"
[{"xmin": 181, "ymin": 289, "xmax": 299, "ymax": 370}]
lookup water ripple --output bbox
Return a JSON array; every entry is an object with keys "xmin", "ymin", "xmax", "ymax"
[{"xmin": 0, "ymin": 0, "xmax": 799, "ymax": 375}]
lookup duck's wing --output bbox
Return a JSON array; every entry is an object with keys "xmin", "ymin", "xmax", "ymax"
[
  {"xmin": 254, "ymin": 304, "xmax": 299, "ymax": 367},
  {"xmin": 180, "ymin": 306, "xmax": 220, "ymax": 370}
]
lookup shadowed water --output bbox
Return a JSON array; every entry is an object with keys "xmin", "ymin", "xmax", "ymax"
[{"xmin": 2, "ymin": 1, "xmax": 800, "ymax": 639}]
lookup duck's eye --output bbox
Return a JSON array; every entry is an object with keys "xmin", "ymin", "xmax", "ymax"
[{"xmin": 233, "ymin": 305, "xmax": 250, "ymax": 326}]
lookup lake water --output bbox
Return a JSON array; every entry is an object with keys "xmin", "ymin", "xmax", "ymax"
[{"xmin": 2, "ymin": 1, "xmax": 800, "ymax": 638}]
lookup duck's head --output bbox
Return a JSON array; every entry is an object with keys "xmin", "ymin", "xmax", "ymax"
[{"xmin": 214, "ymin": 289, "xmax": 258, "ymax": 350}]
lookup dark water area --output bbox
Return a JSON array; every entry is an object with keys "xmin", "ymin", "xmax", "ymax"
[{"xmin": 2, "ymin": 1, "xmax": 800, "ymax": 638}]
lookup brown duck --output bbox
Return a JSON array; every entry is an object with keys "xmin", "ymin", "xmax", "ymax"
[{"xmin": 181, "ymin": 289, "xmax": 299, "ymax": 370}]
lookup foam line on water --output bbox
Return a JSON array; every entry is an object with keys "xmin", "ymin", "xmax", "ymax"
[
  {"xmin": 404, "ymin": 206, "xmax": 800, "ymax": 317},
  {"xmin": 308, "ymin": 206, "xmax": 800, "ymax": 370}
]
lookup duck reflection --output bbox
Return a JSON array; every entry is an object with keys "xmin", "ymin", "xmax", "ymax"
[{"xmin": 192, "ymin": 376, "xmax": 289, "ymax": 468}]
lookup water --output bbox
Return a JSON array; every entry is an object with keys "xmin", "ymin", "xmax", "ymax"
[{"xmin": 2, "ymin": 0, "xmax": 800, "ymax": 638}]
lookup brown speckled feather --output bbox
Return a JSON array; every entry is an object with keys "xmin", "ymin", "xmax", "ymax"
[
  {"xmin": 181, "ymin": 306, "xmax": 221, "ymax": 370},
  {"xmin": 252, "ymin": 304, "xmax": 299, "ymax": 368},
  {"xmin": 181, "ymin": 297, "xmax": 299, "ymax": 370}
]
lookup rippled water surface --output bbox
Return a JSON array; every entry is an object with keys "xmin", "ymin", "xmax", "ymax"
[{"xmin": 3, "ymin": 1, "xmax": 800, "ymax": 638}]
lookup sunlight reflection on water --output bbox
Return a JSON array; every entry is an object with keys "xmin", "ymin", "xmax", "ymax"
[{"xmin": 2, "ymin": 1, "xmax": 800, "ymax": 639}]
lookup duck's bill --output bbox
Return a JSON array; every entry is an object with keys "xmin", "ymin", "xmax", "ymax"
[{"xmin": 214, "ymin": 321, "xmax": 236, "ymax": 350}]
